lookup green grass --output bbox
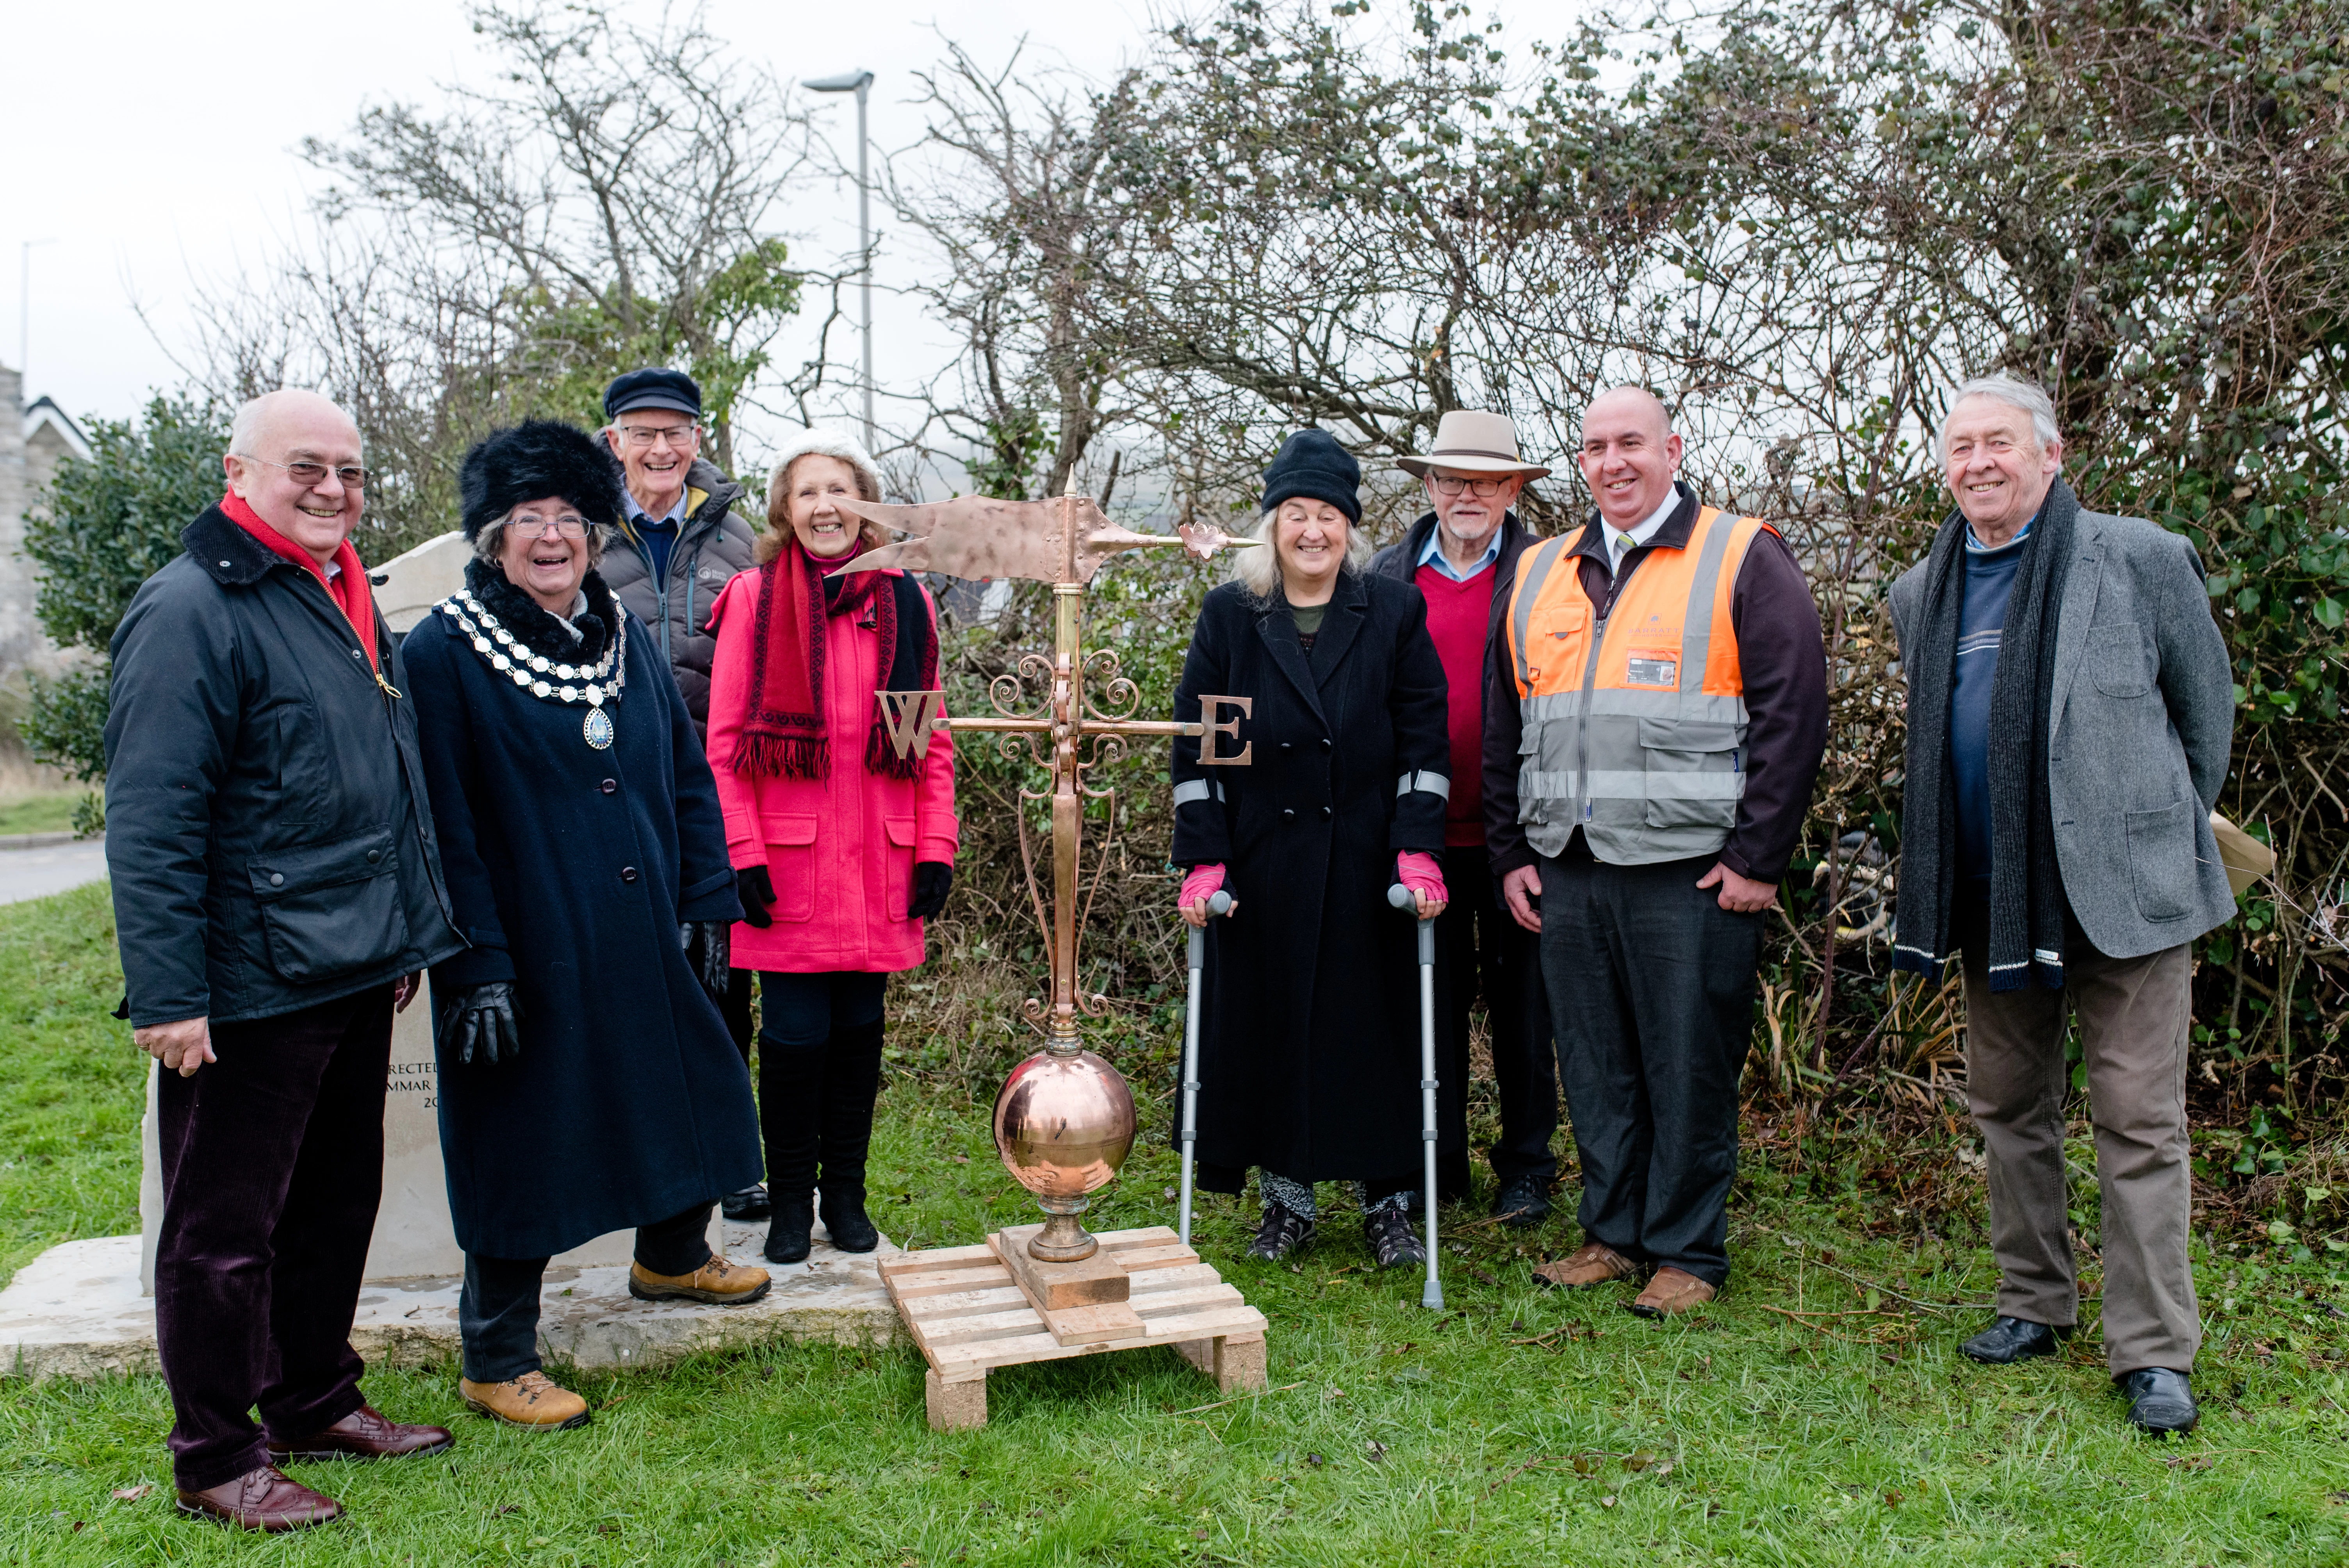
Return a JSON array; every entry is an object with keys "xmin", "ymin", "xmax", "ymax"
[
  {"xmin": 0, "ymin": 793, "xmax": 81, "ymax": 837},
  {"xmin": 4, "ymin": 885, "xmax": 2348, "ymax": 1564}
]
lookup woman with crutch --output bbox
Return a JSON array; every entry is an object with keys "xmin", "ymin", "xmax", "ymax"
[{"xmin": 1171, "ymin": 429, "xmax": 1453, "ymax": 1268}]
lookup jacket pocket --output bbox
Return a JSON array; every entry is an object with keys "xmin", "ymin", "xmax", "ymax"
[
  {"xmin": 2089, "ymin": 622, "xmax": 2154, "ymax": 698},
  {"xmin": 1637, "ymin": 716, "xmax": 1743, "ymax": 831},
  {"xmin": 885, "ymin": 817, "xmax": 916, "ymax": 923},
  {"xmin": 248, "ymin": 827, "xmax": 410, "ymax": 984},
  {"xmin": 2125, "ymin": 800, "xmax": 2196, "ymax": 922},
  {"xmin": 763, "ymin": 814, "xmax": 820, "ymax": 924}
]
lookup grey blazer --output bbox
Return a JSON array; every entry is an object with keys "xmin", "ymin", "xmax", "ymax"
[{"xmin": 1890, "ymin": 506, "xmax": 2237, "ymax": 961}]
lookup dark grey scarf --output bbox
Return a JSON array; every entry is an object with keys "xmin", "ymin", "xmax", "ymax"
[{"xmin": 1895, "ymin": 477, "xmax": 2076, "ymax": 992}]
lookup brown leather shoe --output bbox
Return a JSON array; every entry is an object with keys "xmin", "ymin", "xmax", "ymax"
[
  {"xmin": 267, "ymin": 1404, "xmax": 454, "ymax": 1463},
  {"xmin": 1532, "ymin": 1242, "xmax": 1641, "ymax": 1288},
  {"xmin": 628, "ymin": 1253, "xmax": 772, "ymax": 1306},
  {"xmin": 175, "ymin": 1464, "xmax": 342, "ymax": 1531},
  {"xmin": 1629, "ymin": 1266, "xmax": 1717, "ymax": 1318},
  {"xmin": 460, "ymin": 1370, "xmax": 591, "ymax": 1430}
]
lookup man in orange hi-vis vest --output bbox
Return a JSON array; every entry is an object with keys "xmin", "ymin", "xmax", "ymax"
[{"xmin": 1483, "ymin": 387, "xmax": 1827, "ymax": 1318}]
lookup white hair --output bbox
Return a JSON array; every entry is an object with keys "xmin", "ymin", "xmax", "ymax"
[
  {"xmin": 1941, "ymin": 373, "xmax": 2060, "ymax": 457},
  {"xmin": 1228, "ymin": 503, "xmax": 1373, "ymax": 600},
  {"xmin": 766, "ymin": 427, "xmax": 884, "ymax": 512}
]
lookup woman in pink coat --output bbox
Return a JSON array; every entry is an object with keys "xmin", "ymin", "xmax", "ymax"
[{"xmin": 705, "ymin": 429, "xmax": 958, "ymax": 1264}]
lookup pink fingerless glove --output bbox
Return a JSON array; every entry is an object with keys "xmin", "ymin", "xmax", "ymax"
[
  {"xmin": 1180, "ymin": 863, "xmax": 1227, "ymax": 908},
  {"xmin": 1396, "ymin": 851, "xmax": 1447, "ymax": 903}
]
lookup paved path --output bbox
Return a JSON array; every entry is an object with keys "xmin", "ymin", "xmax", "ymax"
[{"xmin": 0, "ymin": 836, "xmax": 107, "ymax": 905}]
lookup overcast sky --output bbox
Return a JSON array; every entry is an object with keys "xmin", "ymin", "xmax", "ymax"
[{"xmin": 8, "ymin": 0, "xmax": 1557, "ymax": 466}]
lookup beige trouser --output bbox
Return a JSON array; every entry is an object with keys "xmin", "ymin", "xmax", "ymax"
[{"xmin": 1959, "ymin": 898, "xmax": 2200, "ymax": 1376}]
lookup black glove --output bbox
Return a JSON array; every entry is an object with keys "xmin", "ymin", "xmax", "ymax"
[
  {"xmin": 737, "ymin": 866, "xmax": 776, "ymax": 929},
  {"xmin": 681, "ymin": 920, "xmax": 730, "ymax": 1001},
  {"xmin": 907, "ymin": 860, "xmax": 954, "ymax": 921},
  {"xmin": 437, "ymin": 980, "xmax": 523, "ymax": 1066}
]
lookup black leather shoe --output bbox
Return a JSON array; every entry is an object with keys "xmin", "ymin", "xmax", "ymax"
[
  {"xmin": 1246, "ymin": 1201, "xmax": 1315, "ymax": 1262},
  {"xmin": 820, "ymin": 1187, "xmax": 880, "ymax": 1254},
  {"xmin": 1959, "ymin": 1315, "xmax": 2072, "ymax": 1364},
  {"xmin": 765, "ymin": 1192, "xmax": 813, "ymax": 1265},
  {"xmin": 2119, "ymin": 1367, "xmax": 2198, "ymax": 1435},
  {"xmin": 1494, "ymin": 1174, "xmax": 1552, "ymax": 1229},
  {"xmin": 722, "ymin": 1183, "xmax": 771, "ymax": 1222}
]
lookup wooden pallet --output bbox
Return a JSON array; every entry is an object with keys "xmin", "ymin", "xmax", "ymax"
[{"xmin": 877, "ymin": 1225, "xmax": 1268, "ymax": 1430}]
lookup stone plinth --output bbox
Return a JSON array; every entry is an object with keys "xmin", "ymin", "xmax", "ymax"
[
  {"xmin": 138, "ymin": 977, "xmax": 722, "ymax": 1291},
  {"xmin": 3, "ymin": 1220, "xmax": 900, "ymax": 1385}
]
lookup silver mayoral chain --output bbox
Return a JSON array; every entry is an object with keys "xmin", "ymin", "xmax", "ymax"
[{"xmin": 435, "ymin": 588, "xmax": 627, "ymax": 750}]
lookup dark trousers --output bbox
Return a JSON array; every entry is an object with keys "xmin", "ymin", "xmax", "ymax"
[
  {"xmin": 756, "ymin": 971, "xmax": 887, "ymax": 1201},
  {"xmin": 459, "ymin": 1202, "xmax": 715, "ymax": 1383},
  {"xmin": 1435, "ymin": 845, "xmax": 1556, "ymax": 1199},
  {"xmin": 153, "ymin": 985, "xmax": 393, "ymax": 1492},
  {"xmin": 722, "ymin": 967, "xmax": 756, "ymax": 1061},
  {"xmin": 1539, "ymin": 847, "xmax": 1761, "ymax": 1286}
]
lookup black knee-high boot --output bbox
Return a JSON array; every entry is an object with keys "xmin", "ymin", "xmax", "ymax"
[
  {"xmin": 759, "ymin": 1035, "xmax": 825, "ymax": 1264},
  {"xmin": 818, "ymin": 1019, "xmax": 885, "ymax": 1253}
]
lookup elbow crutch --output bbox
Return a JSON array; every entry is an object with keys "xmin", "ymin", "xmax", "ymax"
[
  {"xmin": 1389, "ymin": 882, "xmax": 1444, "ymax": 1310},
  {"xmin": 1177, "ymin": 888, "xmax": 1233, "ymax": 1247}
]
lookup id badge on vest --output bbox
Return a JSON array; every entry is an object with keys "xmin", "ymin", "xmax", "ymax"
[{"xmin": 1624, "ymin": 646, "xmax": 1679, "ymax": 688}]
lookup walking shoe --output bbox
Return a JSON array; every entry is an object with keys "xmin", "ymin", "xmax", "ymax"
[
  {"xmin": 820, "ymin": 1186, "xmax": 880, "ymax": 1253},
  {"xmin": 459, "ymin": 1371, "xmax": 590, "ymax": 1430},
  {"xmin": 1245, "ymin": 1201, "xmax": 1315, "ymax": 1262},
  {"xmin": 1628, "ymin": 1267, "xmax": 1716, "ymax": 1318},
  {"xmin": 765, "ymin": 1191, "xmax": 814, "ymax": 1265},
  {"xmin": 1532, "ymin": 1242, "xmax": 1640, "ymax": 1288},
  {"xmin": 1493, "ymin": 1174, "xmax": 1553, "ymax": 1229},
  {"xmin": 1959, "ymin": 1315, "xmax": 2071, "ymax": 1365},
  {"xmin": 628, "ymin": 1253, "xmax": 773, "ymax": 1306},
  {"xmin": 722, "ymin": 1182, "xmax": 772, "ymax": 1222},
  {"xmin": 267, "ymin": 1405, "xmax": 452, "ymax": 1463},
  {"xmin": 176, "ymin": 1464, "xmax": 342, "ymax": 1531},
  {"xmin": 1364, "ymin": 1205, "xmax": 1428, "ymax": 1269},
  {"xmin": 2119, "ymin": 1367, "xmax": 2198, "ymax": 1435}
]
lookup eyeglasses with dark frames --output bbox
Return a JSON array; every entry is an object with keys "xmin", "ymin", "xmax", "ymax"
[{"xmin": 1429, "ymin": 474, "xmax": 1510, "ymax": 498}]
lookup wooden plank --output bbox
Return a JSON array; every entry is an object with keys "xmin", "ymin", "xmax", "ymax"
[
  {"xmin": 919, "ymin": 1307, "xmax": 1050, "ymax": 1348},
  {"xmin": 1044, "ymin": 1302, "xmax": 1149, "ymax": 1343},
  {"xmin": 891, "ymin": 1265, "xmax": 1016, "ymax": 1301},
  {"xmin": 901, "ymin": 1285, "xmax": 1031, "ymax": 1320},
  {"xmin": 1126, "ymin": 1263, "xmax": 1223, "ymax": 1295},
  {"xmin": 991, "ymin": 1227, "xmax": 1132, "ymax": 1309},
  {"xmin": 930, "ymin": 1303, "xmax": 1268, "ymax": 1374},
  {"xmin": 1124, "ymin": 1283, "xmax": 1245, "ymax": 1317},
  {"xmin": 879, "ymin": 1243, "xmax": 998, "ymax": 1279},
  {"xmin": 1094, "ymin": 1226, "xmax": 1182, "ymax": 1248},
  {"xmin": 1112, "ymin": 1243, "xmax": 1203, "ymax": 1273}
]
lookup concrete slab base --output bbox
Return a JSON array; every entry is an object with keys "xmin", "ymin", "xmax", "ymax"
[{"xmin": 0, "ymin": 1220, "xmax": 902, "ymax": 1385}]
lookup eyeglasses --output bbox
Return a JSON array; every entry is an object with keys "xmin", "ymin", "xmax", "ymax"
[
  {"xmin": 251, "ymin": 457, "xmax": 371, "ymax": 489},
  {"xmin": 617, "ymin": 423, "xmax": 699, "ymax": 449},
  {"xmin": 1429, "ymin": 475, "xmax": 1509, "ymax": 498},
  {"xmin": 506, "ymin": 513, "xmax": 593, "ymax": 539}
]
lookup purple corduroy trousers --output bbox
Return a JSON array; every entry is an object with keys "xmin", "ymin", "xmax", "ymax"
[{"xmin": 153, "ymin": 984, "xmax": 392, "ymax": 1491}]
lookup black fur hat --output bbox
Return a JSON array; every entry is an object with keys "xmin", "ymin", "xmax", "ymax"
[{"xmin": 458, "ymin": 419, "xmax": 629, "ymax": 541}]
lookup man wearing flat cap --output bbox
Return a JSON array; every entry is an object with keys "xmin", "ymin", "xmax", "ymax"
[
  {"xmin": 1369, "ymin": 410, "xmax": 1559, "ymax": 1229},
  {"xmin": 600, "ymin": 369, "xmax": 768, "ymax": 1218}
]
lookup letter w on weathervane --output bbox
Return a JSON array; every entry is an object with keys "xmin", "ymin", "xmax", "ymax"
[{"xmin": 875, "ymin": 689, "xmax": 950, "ymax": 761}]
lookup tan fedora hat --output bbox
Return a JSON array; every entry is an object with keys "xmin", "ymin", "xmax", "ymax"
[{"xmin": 1396, "ymin": 410, "xmax": 1552, "ymax": 480}]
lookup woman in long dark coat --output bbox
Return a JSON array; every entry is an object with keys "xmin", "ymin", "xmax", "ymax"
[
  {"xmin": 403, "ymin": 420, "xmax": 766, "ymax": 1431},
  {"xmin": 1171, "ymin": 429, "xmax": 1454, "ymax": 1267}
]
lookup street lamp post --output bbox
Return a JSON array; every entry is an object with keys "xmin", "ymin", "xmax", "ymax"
[{"xmin": 805, "ymin": 69, "xmax": 877, "ymax": 453}]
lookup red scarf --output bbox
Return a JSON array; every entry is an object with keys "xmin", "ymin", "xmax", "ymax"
[
  {"xmin": 220, "ymin": 490, "xmax": 380, "ymax": 670},
  {"xmin": 731, "ymin": 534, "xmax": 932, "ymax": 780}
]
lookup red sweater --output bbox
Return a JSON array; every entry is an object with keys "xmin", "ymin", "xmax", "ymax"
[{"xmin": 1413, "ymin": 561, "xmax": 1497, "ymax": 847}]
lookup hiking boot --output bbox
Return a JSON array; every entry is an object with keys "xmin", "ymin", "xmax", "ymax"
[
  {"xmin": 459, "ymin": 1371, "xmax": 590, "ymax": 1430},
  {"xmin": 1533, "ymin": 1242, "xmax": 1641, "ymax": 1288},
  {"xmin": 1245, "ymin": 1201, "xmax": 1315, "ymax": 1262},
  {"xmin": 1364, "ymin": 1205, "xmax": 1427, "ymax": 1269},
  {"xmin": 1628, "ymin": 1266, "xmax": 1716, "ymax": 1319},
  {"xmin": 627, "ymin": 1253, "xmax": 773, "ymax": 1306}
]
